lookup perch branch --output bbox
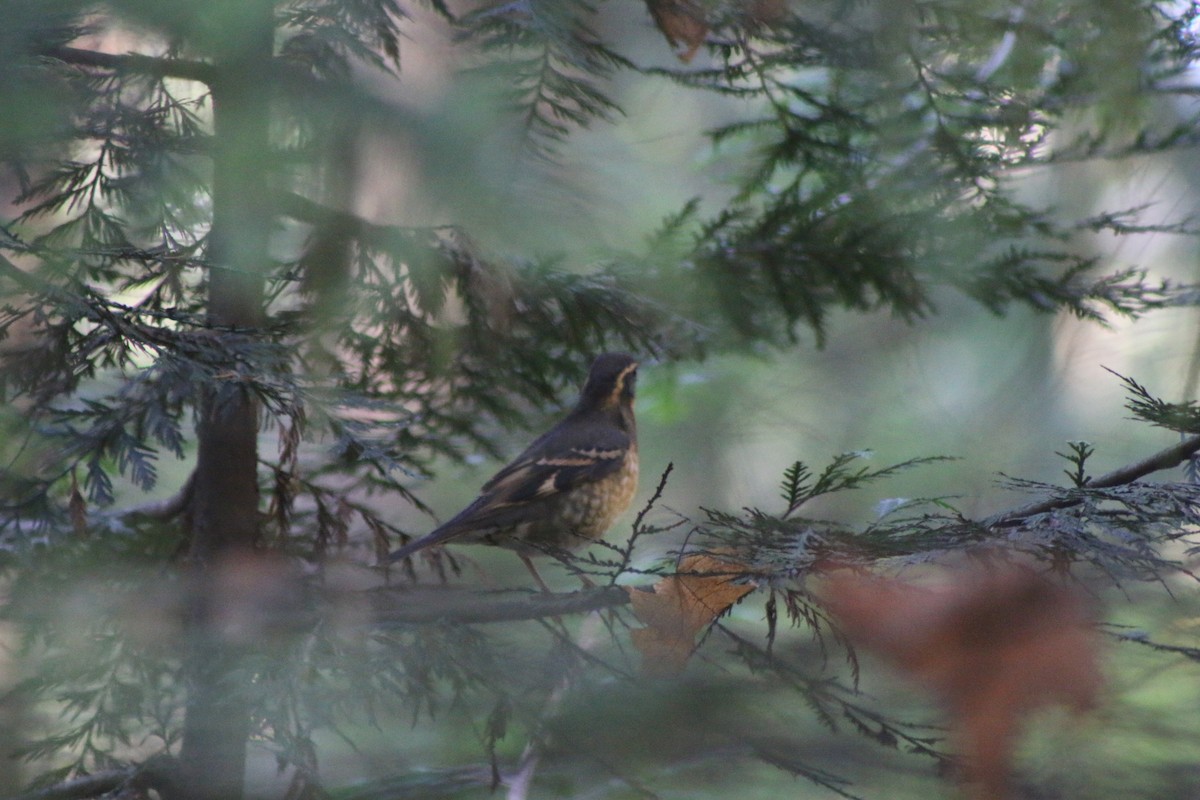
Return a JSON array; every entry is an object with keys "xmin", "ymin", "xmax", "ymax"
[
  {"xmin": 367, "ymin": 584, "xmax": 631, "ymax": 625},
  {"xmin": 7, "ymin": 769, "xmax": 131, "ymax": 800}
]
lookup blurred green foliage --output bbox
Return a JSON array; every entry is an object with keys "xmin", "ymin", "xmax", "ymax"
[{"xmin": 2, "ymin": 1, "xmax": 1200, "ymax": 799}]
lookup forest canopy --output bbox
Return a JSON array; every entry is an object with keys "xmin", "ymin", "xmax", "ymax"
[{"xmin": 1, "ymin": 2, "xmax": 1200, "ymax": 800}]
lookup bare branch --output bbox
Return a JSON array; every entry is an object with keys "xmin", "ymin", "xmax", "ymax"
[
  {"xmin": 367, "ymin": 584, "xmax": 631, "ymax": 625},
  {"xmin": 116, "ymin": 472, "xmax": 195, "ymax": 522},
  {"xmin": 8, "ymin": 769, "xmax": 131, "ymax": 800},
  {"xmin": 42, "ymin": 46, "xmax": 217, "ymax": 86}
]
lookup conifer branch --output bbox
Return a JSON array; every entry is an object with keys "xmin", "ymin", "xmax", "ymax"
[
  {"xmin": 276, "ymin": 191, "xmax": 453, "ymax": 250},
  {"xmin": 984, "ymin": 434, "xmax": 1200, "ymax": 528}
]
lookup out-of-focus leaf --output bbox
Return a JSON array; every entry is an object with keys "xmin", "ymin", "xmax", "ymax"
[{"xmin": 824, "ymin": 564, "xmax": 1103, "ymax": 800}]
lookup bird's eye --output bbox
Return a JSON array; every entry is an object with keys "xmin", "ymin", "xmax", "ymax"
[{"xmin": 623, "ymin": 370, "xmax": 637, "ymax": 397}]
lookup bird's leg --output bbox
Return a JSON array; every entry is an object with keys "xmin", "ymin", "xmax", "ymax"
[{"xmin": 520, "ymin": 554, "xmax": 552, "ymax": 593}]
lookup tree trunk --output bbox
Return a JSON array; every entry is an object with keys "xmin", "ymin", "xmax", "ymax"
[{"xmin": 177, "ymin": 5, "xmax": 274, "ymax": 799}]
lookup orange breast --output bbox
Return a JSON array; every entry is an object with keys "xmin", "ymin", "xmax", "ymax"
[
  {"xmin": 510, "ymin": 444, "xmax": 639, "ymax": 553},
  {"xmin": 602, "ymin": 443, "xmax": 639, "ymax": 529}
]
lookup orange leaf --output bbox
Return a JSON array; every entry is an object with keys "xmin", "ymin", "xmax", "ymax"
[
  {"xmin": 823, "ymin": 564, "xmax": 1102, "ymax": 800},
  {"xmin": 645, "ymin": 0, "xmax": 708, "ymax": 63},
  {"xmin": 628, "ymin": 552, "xmax": 754, "ymax": 676}
]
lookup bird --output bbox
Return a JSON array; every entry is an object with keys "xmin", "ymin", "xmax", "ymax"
[{"xmin": 387, "ymin": 352, "xmax": 640, "ymax": 586}]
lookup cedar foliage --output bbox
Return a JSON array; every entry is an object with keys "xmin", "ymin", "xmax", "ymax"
[{"xmin": 1, "ymin": 1, "xmax": 1199, "ymax": 799}]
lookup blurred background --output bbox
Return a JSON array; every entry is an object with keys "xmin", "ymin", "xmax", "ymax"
[
  {"xmin": 2, "ymin": 1, "xmax": 1200, "ymax": 799},
  {"xmin": 391, "ymin": 12, "xmax": 1200, "ymax": 796},
  {"xmin": 387, "ymin": 2, "xmax": 1200, "ymax": 543}
]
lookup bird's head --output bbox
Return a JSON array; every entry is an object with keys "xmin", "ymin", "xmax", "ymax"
[{"xmin": 578, "ymin": 352, "xmax": 638, "ymax": 412}]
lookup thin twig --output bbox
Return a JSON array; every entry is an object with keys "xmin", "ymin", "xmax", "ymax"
[
  {"xmin": 505, "ymin": 608, "xmax": 609, "ymax": 800},
  {"xmin": 633, "ymin": 462, "xmax": 674, "ymax": 533},
  {"xmin": 605, "ymin": 462, "xmax": 674, "ymax": 586}
]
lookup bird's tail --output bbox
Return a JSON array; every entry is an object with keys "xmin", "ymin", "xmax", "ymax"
[{"xmin": 385, "ymin": 523, "xmax": 461, "ymax": 563}]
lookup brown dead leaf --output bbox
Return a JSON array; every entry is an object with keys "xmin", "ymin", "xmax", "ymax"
[
  {"xmin": 823, "ymin": 564, "xmax": 1102, "ymax": 800},
  {"xmin": 747, "ymin": 0, "xmax": 788, "ymax": 26},
  {"xmin": 628, "ymin": 552, "xmax": 754, "ymax": 677},
  {"xmin": 645, "ymin": 0, "xmax": 708, "ymax": 63}
]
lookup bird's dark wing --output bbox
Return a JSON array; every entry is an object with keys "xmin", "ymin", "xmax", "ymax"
[{"xmin": 387, "ymin": 417, "xmax": 630, "ymax": 562}]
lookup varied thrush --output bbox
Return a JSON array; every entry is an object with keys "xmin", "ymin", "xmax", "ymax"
[{"xmin": 387, "ymin": 352, "xmax": 640, "ymax": 583}]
